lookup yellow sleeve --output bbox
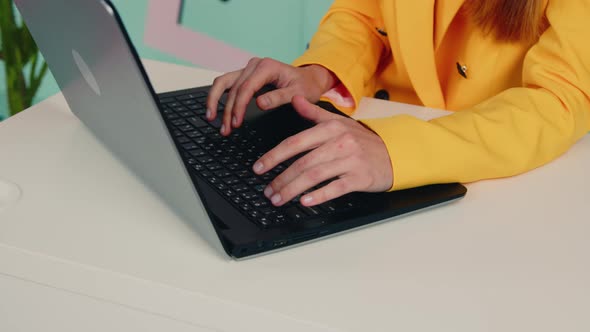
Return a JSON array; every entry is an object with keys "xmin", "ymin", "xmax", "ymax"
[
  {"xmin": 361, "ymin": 0, "xmax": 590, "ymax": 190},
  {"xmin": 292, "ymin": 0, "xmax": 388, "ymax": 110}
]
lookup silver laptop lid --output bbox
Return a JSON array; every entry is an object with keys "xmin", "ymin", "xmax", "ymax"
[{"xmin": 15, "ymin": 0, "xmax": 226, "ymax": 257}]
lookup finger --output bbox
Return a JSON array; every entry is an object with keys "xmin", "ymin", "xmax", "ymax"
[
  {"xmin": 231, "ymin": 61, "xmax": 284, "ymax": 127},
  {"xmin": 265, "ymin": 136, "xmax": 351, "ymax": 198},
  {"xmin": 299, "ymin": 176, "xmax": 358, "ymax": 207},
  {"xmin": 253, "ymin": 124, "xmax": 342, "ymax": 175},
  {"xmin": 291, "ymin": 95, "xmax": 341, "ymax": 123},
  {"xmin": 207, "ymin": 71, "xmax": 241, "ymax": 121},
  {"xmin": 267, "ymin": 157, "xmax": 351, "ymax": 207},
  {"xmin": 255, "ymin": 86, "xmax": 297, "ymax": 111},
  {"xmin": 222, "ymin": 58, "xmax": 263, "ymax": 135}
]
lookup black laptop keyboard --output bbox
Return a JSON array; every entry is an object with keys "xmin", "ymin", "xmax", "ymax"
[{"xmin": 158, "ymin": 90, "xmax": 358, "ymax": 229}]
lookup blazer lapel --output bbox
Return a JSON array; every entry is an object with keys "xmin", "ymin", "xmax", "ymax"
[
  {"xmin": 434, "ymin": 0, "xmax": 465, "ymax": 49},
  {"xmin": 390, "ymin": 0, "xmax": 446, "ymax": 109}
]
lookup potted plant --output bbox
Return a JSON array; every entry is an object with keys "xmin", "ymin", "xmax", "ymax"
[{"xmin": 0, "ymin": 0, "xmax": 48, "ymax": 119}]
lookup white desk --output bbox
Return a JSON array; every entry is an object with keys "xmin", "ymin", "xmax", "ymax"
[{"xmin": 1, "ymin": 59, "xmax": 589, "ymax": 332}]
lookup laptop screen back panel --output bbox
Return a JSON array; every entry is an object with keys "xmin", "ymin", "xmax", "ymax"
[{"xmin": 15, "ymin": 0, "xmax": 230, "ymax": 257}]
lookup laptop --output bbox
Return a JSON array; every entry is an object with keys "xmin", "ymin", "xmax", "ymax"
[{"xmin": 15, "ymin": 0, "xmax": 467, "ymax": 258}]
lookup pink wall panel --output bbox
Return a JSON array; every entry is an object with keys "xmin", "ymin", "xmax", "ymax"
[{"xmin": 144, "ymin": 0, "xmax": 254, "ymax": 72}]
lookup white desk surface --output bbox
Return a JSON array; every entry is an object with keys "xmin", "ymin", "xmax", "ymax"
[{"xmin": 1, "ymin": 59, "xmax": 589, "ymax": 332}]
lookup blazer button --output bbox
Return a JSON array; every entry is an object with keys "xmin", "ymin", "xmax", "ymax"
[{"xmin": 374, "ymin": 89, "xmax": 389, "ymax": 100}]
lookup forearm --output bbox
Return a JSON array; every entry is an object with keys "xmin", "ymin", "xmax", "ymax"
[
  {"xmin": 293, "ymin": 1, "xmax": 387, "ymax": 108},
  {"xmin": 362, "ymin": 86, "xmax": 590, "ymax": 190}
]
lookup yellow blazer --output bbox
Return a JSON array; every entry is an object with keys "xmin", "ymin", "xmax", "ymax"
[{"xmin": 293, "ymin": 0, "xmax": 590, "ymax": 190}]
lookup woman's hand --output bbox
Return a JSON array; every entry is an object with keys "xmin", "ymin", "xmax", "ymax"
[
  {"xmin": 253, "ymin": 96, "xmax": 394, "ymax": 207},
  {"xmin": 206, "ymin": 57, "xmax": 336, "ymax": 136}
]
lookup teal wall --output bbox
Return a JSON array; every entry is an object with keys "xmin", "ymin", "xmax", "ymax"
[{"xmin": 0, "ymin": 0, "xmax": 332, "ymax": 120}]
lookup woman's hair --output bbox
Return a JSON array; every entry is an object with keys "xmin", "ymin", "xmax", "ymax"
[{"xmin": 464, "ymin": 0, "xmax": 548, "ymax": 42}]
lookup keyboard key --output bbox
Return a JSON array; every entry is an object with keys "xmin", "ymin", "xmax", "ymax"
[
  {"xmin": 178, "ymin": 124, "xmax": 195, "ymax": 132},
  {"xmin": 227, "ymin": 163, "xmax": 244, "ymax": 172},
  {"xmin": 285, "ymin": 206, "xmax": 306, "ymax": 221},
  {"xmin": 260, "ymin": 207, "xmax": 275, "ymax": 215},
  {"xmin": 194, "ymin": 108, "xmax": 207, "ymax": 116},
  {"xmin": 318, "ymin": 202, "xmax": 337, "ymax": 214},
  {"xmin": 301, "ymin": 205, "xmax": 321, "ymax": 216},
  {"xmin": 181, "ymin": 99, "xmax": 197, "ymax": 105},
  {"xmin": 200, "ymin": 170, "xmax": 213, "ymax": 178},
  {"xmin": 159, "ymin": 97, "xmax": 175, "ymax": 103},
  {"xmin": 189, "ymin": 149, "xmax": 206, "ymax": 157},
  {"xmin": 336, "ymin": 200, "xmax": 356, "ymax": 210},
  {"xmin": 233, "ymin": 184, "xmax": 249, "ymax": 193},
  {"xmin": 176, "ymin": 94, "xmax": 200, "ymax": 101},
  {"xmin": 210, "ymin": 149, "xmax": 224, "ymax": 157},
  {"xmin": 253, "ymin": 184, "xmax": 265, "ymax": 193},
  {"xmin": 261, "ymin": 173, "xmax": 275, "ymax": 182},
  {"xmin": 200, "ymin": 127, "xmax": 216, "ymax": 135},
  {"xmin": 171, "ymin": 119, "xmax": 187, "ymax": 126},
  {"xmin": 186, "ymin": 130, "xmax": 202, "ymax": 138},
  {"xmin": 223, "ymin": 176, "xmax": 240, "ymax": 185},
  {"xmin": 239, "ymin": 202, "xmax": 251, "ymax": 212},
  {"xmin": 256, "ymin": 217, "xmax": 271, "ymax": 228},
  {"xmin": 187, "ymin": 117, "xmax": 209, "ymax": 128},
  {"xmin": 221, "ymin": 189, "xmax": 236, "ymax": 197},
  {"xmin": 193, "ymin": 137, "xmax": 207, "ymax": 145},
  {"xmin": 209, "ymin": 133, "xmax": 223, "ymax": 140},
  {"xmin": 182, "ymin": 143, "xmax": 199, "ymax": 150},
  {"xmin": 272, "ymin": 214, "xmax": 287, "ymax": 225},
  {"xmin": 176, "ymin": 136, "xmax": 191, "ymax": 144},
  {"xmin": 219, "ymin": 156, "xmax": 234, "ymax": 164},
  {"xmin": 241, "ymin": 191, "xmax": 258, "ymax": 200},
  {"xmin": 206, "ymin": 163, "xmax": 223, "ymax": 171},
  {"xmin": 244, "ymin": 177, "xmax": 261, "ymax": 186},
  {"xmin": 236, "ymin": 170, "xmax": 250, "ymax": 178},
  {"xmin": 252, "ymin": 199, "xmax": 269, "ymax": 209},
  {"xmin": 214, "ymin": 170, "xmax": 232, "ymax": 178},
  {"xmin": 196, "ymin": 156, "xmax": 214, "ymax": 164},
  {"xmin": 215, "ymin": 183, "xmax": 227, "ymax": 191},
  {"xmin": 248, "ymin": 210, "xmax": 261, "ymax": 219},
  {"xmin": 209, "ymin": 116, "xmax": 222, "ymax": 129}
]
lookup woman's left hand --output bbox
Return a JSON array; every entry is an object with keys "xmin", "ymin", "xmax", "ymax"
[{"xmin": 253, "ymin": 96, "xmax": 394, "ymax": 207}]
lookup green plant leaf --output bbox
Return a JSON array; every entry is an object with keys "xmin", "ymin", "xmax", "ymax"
[
  {"xmin": 0, "ymin": 0, "xmax": 48, "ymax": 116},
  {"xmin": 18, "ymin": 25, "xmax": 36, "ymax": 63}
]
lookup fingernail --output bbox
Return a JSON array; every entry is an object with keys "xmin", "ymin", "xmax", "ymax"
[
  {"xmin": 206, "ymin": 109, "xmax": 212, "ymax": 120},
  {"xmin": 259, "ymin": 97, "xmax": 268, "ymax": 109},
  {"xmin": 264, "ymin": 186, "xmax": 273, "ymax": 198},
  {"xmin": 232, "ymin": 116, "xmax": 238, "ymax": 127},
  {"xmin": 271, "ymin": 194, "xmax": 282, "ymax": 205},
  {"xmin": 220, "ymin": 124, "xmax": 226, "ymax": 134},
  {"xmin": 301, "ymin": 195, "xmax": 313, "ymax": 205},
  {"xmin": 253, "ymin": 162, "xmax": 264, "ymax": 173}
]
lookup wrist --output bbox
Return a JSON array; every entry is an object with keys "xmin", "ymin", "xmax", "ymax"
[{"xmin": 303, "ymin": 64, "xmax": 338, "ymax": 94}]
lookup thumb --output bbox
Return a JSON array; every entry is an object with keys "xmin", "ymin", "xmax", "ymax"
[{"xmin": 291, "ymin": 95, "xmax": 339, "ymax": 123}]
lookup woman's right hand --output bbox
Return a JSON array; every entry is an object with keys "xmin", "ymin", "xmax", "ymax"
[{"xmin": 206, "ymin": 57, "xmax": 337, "ymax": 136}]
